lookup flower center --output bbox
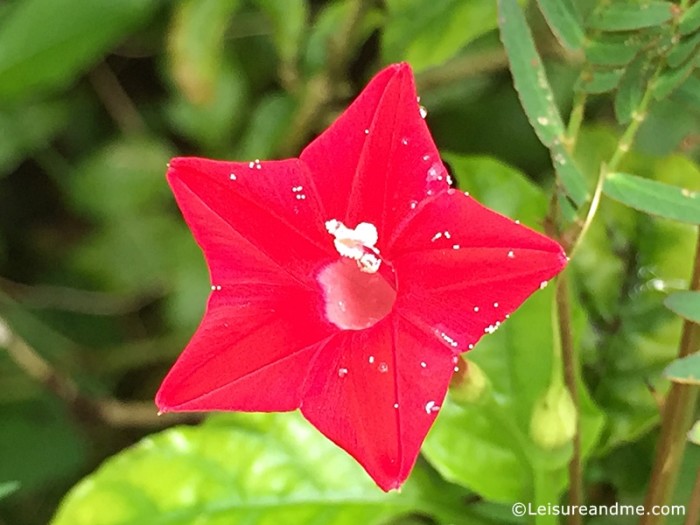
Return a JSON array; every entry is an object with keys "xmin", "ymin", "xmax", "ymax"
[{"xmin": 319, "ymin": 220, "xmax": 396, "ymax": 330}]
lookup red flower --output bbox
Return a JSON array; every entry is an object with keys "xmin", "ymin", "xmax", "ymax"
[{"xmin": 156, "ymin": 63, "xmax": 567, "ymax": 491}]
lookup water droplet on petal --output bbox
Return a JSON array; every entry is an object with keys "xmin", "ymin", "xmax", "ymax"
[
  {"xmin": 401, "ymin": 138, "xmax": 409, "ymax": 145},
  {"xmin": 368, "ymin": 355, "xmax": 375, "ymax": 364},
  {"xmin": 420, "ymin": 361, "xmax": 427, "ymax": 368},
  {"xmin": 394, "ymin": 403, "xmax": 399, "ymax": 409},
  {"xmin": 229, "ymin": 173, "xmax": 237, "ymax": 180},
  {"xmin": 378, "ymin": 362, "xmax": 389, "ymax": 373},
  {"xmin": 338, "ymin": 367, "xmax": 348, "ymax": 377},
  {"xmin": 507, "ymin": 250, "xmax": 515, "ymax": 258},
  {"xmin": 419, "ymin": 105, "xmax": 428, "ymax": 119},
  {"xmin": 540, "ymin": 280, "xmax": 549, "ymax": 290},
  {"xmin": 425, "ymin": 400, "xmax": 440, "ymax": 414}
]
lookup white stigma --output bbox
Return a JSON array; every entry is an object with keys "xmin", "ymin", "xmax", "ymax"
[{"xmin": 325, "ymin": 219, "xmax": 381, "ymax": 273}]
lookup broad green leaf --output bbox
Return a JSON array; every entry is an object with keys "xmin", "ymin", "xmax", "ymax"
[
  {"xmin": 576, "ymin": 68, "xmax": 625, "ymax": 94},
  {"xmin": 235, "ymin": 93, "xmax": 296, "ymax": 159},
  {"xmin": 586, "ymin": 1, "xmax": 674, "ymax": 31},
  {"xmin": 0, "ymin": 481, "xmax": 19, "ymax": 501},
  {"xmin": 689, "ymin": 421, "xmax": 700, "ymax": 445},
  {"xmin": 51, "ymin": 413, "xmax": 412, "ymax": 525},
  {"xmin": 585, "ymin": 36, "xmax": 642, "ymax": 67},
  {"xmin": 255, "ymin": 0, "xmax": 308, "ymax": 67},
  {"xmin": 680, "ymin": 1, "xmax": 700, "ymax": 36},
  {"xmin": 654, "ymin": 56, "xmax": 697, "ymax": 99},
  {"xmin": 68, "ymin": 136, "xmax": 174, "ymax": 220},
  {"xmin": 664, "ymin": 354, "xmax": 700, "ymax": 385},
  {"xmin": 498, "ymin": 0, "xmax": 589, "ymax": 205},
  {"xmin": 665, "ymin": 291, "xmax": 700, "ymax": 323},
  {"xmin": 0, "ymin": 396, "xmax": 87, "ymax": 491},
  {"xmin": 614, "ymin": 56, "xmax": 651, "ymax": 124},
  {"xmin": 667, "ymin": 31, "xmax": 700, "ymax": 69},
  {"xmin": 0, "ymin": 100, "xmax": 70, "ymax": 177},
  {"xmin": 0, "ymin": 0, "xmax": 158, "ymax": 101},
  {"xmin": 537, "ymin": 0, "xmax": 585, "ymax": 50},
  {"xmin": 383, "ymin": 0, "xmax": 500, "ymax": 72},
  {"xmin": 444, "ymin": 153, "xmax": 547, "ymax": 229},
  {"xmin": 603, "ymin": 172, "xmax": 700, "ymax": 224}
]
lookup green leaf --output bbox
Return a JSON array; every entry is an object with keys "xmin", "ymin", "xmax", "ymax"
[
  {"xmin": 689, "ymin": 421, "xmax": 700, "ymax": 445},
  {"xmin": 255, "ymin": 0, "xmax": 308, "ymax": 68},
  {"xmin": 498, "ymin": 0, "xmax": 589, "ymax": 206},
  {"xmin": 498, "ymin": 0, "xmax": 565, "ymax": 147},
  {"xmin": 235, "ymin": 93, "xmax": 296, "ymax": 159},
  {"xmin": 665, "ymin": 291, "xmax": 700, "ymax": 323},
  {"xmin": 0, "ymin": 100, "xmax": 70, "ymax": 177},
  {"xmin": 168, "ymin": 0, "xmax": 241, "ymax": 105},
  {"xmin": 667, "ymin": 31, "xmax": 700, "ymax": 69},
  {"xmin": 673, "ymin": 73, "xmax": 700, "ymax": 110},
  {"xmin": 654, "ymin": 56, "xmax": 697, "ymax": 99},
  {"xmin": 603, "ymin": 172, "xmax": 700, "ymax": 224},
  {"xmin": 383, "ymin": 0, "xmax": 501, "ymax": 72},
  {"xmin": 664, "ymin": 354, "xmax": 700, "ymax": 385},
  {"xmin": 0, "ymin": 481, "xmax": 19, "ymax": 501},
  {"xmin": 586, "ymin": 1, "xmax": 674, "ymax": 31},
  {"xmin": 0, "ymin": 0, "xmax": 158, "ymax": 101},
  {"xmin": 680, "ymin": 1, "xmax": 700, "ymax": 36},
  {"xmin": 536, "ymin": 0, "xmax": 585, "ymax": 50},
  {"xmin": 551, "ymin": 142, "xmax": 589, "ymax": 207},
  {"xmin": 576, "ymin": 68, "xmax": 625, "ymax": 94},
  {"xmin": 585, "ymin": 35, "xmax": 643, "ymax": 67},
  {"xmin": 614, "ymin": 56, "xmax": 651, "ymax": 124},
  {"xmin": 51, "ymin": 413, "xmax": 412, "ymax": 525}
]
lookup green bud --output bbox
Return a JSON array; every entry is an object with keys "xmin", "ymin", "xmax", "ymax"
[
  {"xmin": 449, "ymin": 357, "xmax": 491, "ymax": 404},
  {"xmin": 529, "ymin": 382, "xmax": 576, "ymax": 450}
]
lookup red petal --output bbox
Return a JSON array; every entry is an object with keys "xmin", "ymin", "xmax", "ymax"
[
  {"xmin": 156, "ymin": 288, "xmax": 334, "ymax": 412},
  {"xmin": 389, "ymin": 190, "xmax": 566, "ymax": 351},
  {"xmin": 301, "ymin": 63, "xmax": 447, "ymax": 243},
  {"xmin": 168, "ymin": 157, "xmax": 335, "ymax": 287},
  {"xmin": 301, "ymin": 315, "xmax": 455, "ymax": 491}
]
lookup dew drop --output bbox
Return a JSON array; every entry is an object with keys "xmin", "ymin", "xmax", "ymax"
[
  {"xmin": 419, "ymin": 105, "xmax": 428, "ymax": 119},
  {"xmin": 494, "ymin": 302, "xmax": 499, "ymax": 308},
  {"xmin": 378, "ymin": 362, "xmax": 389, "ymax": 373},
  {"xmin": 507, "ymin": 250, "xmax": 515, "ymax": 258},
  {"xmin": 420, "ymin": 361, "xmax": 427, "ymax": 368},
  {"xmin": 422, "ymin": 154, "xmax": 431, "ymax": 161},
  {"xmin": 229, "ymin": 173, "xmax": 237, "ymax": 180},
  {"xmin": 425, "ymin": 401, "xmax": 440, "ymax": 414},
  {"xmin": 393, "ymin": 403, "xmax": 399, "ymax": 409},
  {"xmin": 474, "ymin": 306, "xmax": 479, "ymax": 312},
  {"xmin": 452, "ymin": 244, "xmax": 460, "ymax": 250},
  {"xmin": 537, "ymin": 116, "xmax": 549, "ymax": 126},
  {"xmin": 364, "ymin": 128, "xmax": 370, "ymax": 135},
  {"xmin": 338, "ymin": 367, "xmax": 348, "ymax": 378},
  {"xmin": 540, "ymin": 280, "xmax": 549, "ymax": 289},
  {"xmin": 368, "ymin": 355, "xmax": 375, "ymax": 364},
  {"xmin": 401, "ymin": 138, "xmax": 409, "ymax": 145}
]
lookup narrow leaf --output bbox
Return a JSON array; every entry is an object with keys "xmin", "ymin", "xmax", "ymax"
[
  {"xmin": 680, "ymin": 1, "xmax": 700, "ymax": 36},
  {"xmin": 498, "ymin": 0, "xmax": 566, "ymax": 147},
  {"xmin": 576, "ymin": 68, "xmax": 625, "ymax": 94},
  {"xmin": 498, "ymin": 0, "xmax": 588, "ymax": 205},
  {"xmin": 665, "ymin": 291, "xmax": 700, "ymax": 323},
  {"xmin": 667, "ymin": 31, "xmax": 700, "ymax": 69},
  {"xmin": 0, "ymin": 0, "xmax": 158, "ymax": 101},
  {"xmin": 551, "ymin": 143, "xmax": 589, "ymax": 206},
  {"xmin": 587, "ymin": 1, "xmax": 674, "ymax": 31},
  {"xmin": 664, "ymin": 354, "xmax": 700, "ymax": 385},
  {"xmin": 603, "ymin": 172, "xmax": 700, "ymax": 224},
  {"xmin": 586, "ymin": 36, "xmax": 643, "ymax": 67},
  {"xmin": 614, "ymin": 56, "xmax": 651, "ymax": 124},
  {"xmin": 536, "ymin": 0, "xmax": 585, "ymax": 50},
  {"xmin": 654, "ymin": 58, "xmax": 696, "ymax": 99},
  {"xmin": 52, "ymin": 414, "xmax": 411, "ymax": 525}
]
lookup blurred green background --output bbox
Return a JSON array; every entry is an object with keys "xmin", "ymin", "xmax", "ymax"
[{"xmin": 0, "ymin": 0, "xmax": 699, "ymax": 524}]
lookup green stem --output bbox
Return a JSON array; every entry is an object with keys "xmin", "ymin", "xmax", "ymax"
[
  {"xmin": 564, "ymin": 89, "xmax": 587, "ymax": 153},
  {"xmin": 556, "ymin": 272, "xmax": 582, "ymax": 525},
  {"xmin": 640, "ymin": 229, "xmax": 700, "ymax": 525},
  {"xmin": 685, "ymin": 467, "xmax": 700, "ymax": 525}
]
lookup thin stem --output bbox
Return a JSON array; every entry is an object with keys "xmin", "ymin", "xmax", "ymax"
[
  {"xmin": 640, "ymin": 228, "xmax": 700, "ymax": 525},
  {"xmin": 556, "ymin": 272, "xmax": 583, "ymax": 525},
  {"xmin": 564, "ymin": 89, "xmax": 587, "ymax": 153},
  {"xmin": 0, "ymin": 316, "xmax": 199, "ymax": 428},
  {"xmin": 88, "ymin": 62, "xmax": 146, "ymax": 135}
]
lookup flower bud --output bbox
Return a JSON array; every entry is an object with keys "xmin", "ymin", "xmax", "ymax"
[
  {"xmin": 529, "ymin": 382, "xmax": 576, "ymax": 450},
  {"xmin": 449, "ymin": 356, "xmax": 491, "ymax": 404}
]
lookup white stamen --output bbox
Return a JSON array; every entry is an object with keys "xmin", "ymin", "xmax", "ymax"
[{"xmin": 325, "ymin": 219, "xmax": 382, "ymax": 273}]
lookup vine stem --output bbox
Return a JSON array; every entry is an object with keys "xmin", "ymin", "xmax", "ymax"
[{"xmin": 640, "ymin": 229, "xmax": 700, "ymax": 525}]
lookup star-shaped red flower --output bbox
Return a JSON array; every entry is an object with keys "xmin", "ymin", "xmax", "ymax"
[{"xmin": 156, "ymin": 63, "xmax": 567, "ymax": 491}]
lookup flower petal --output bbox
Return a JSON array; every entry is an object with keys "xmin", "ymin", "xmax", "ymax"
[
  {"xmin": 301, "ymin": 63, "xmax": 447, "ymax": 242},
  {"xmin": 390, "ymin": 190, "xmax": 567, "ymax": 351},
  {"xmin": 168, "ymin": 157, "xmax": 335, "ymax": 287},
  {"xmin": 156, "ymin": 288, "xmax": 334, "ymax": 412},
  {"xmin": 300, "ymin": 316, "xmax": 455, "ymax": 491}
]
